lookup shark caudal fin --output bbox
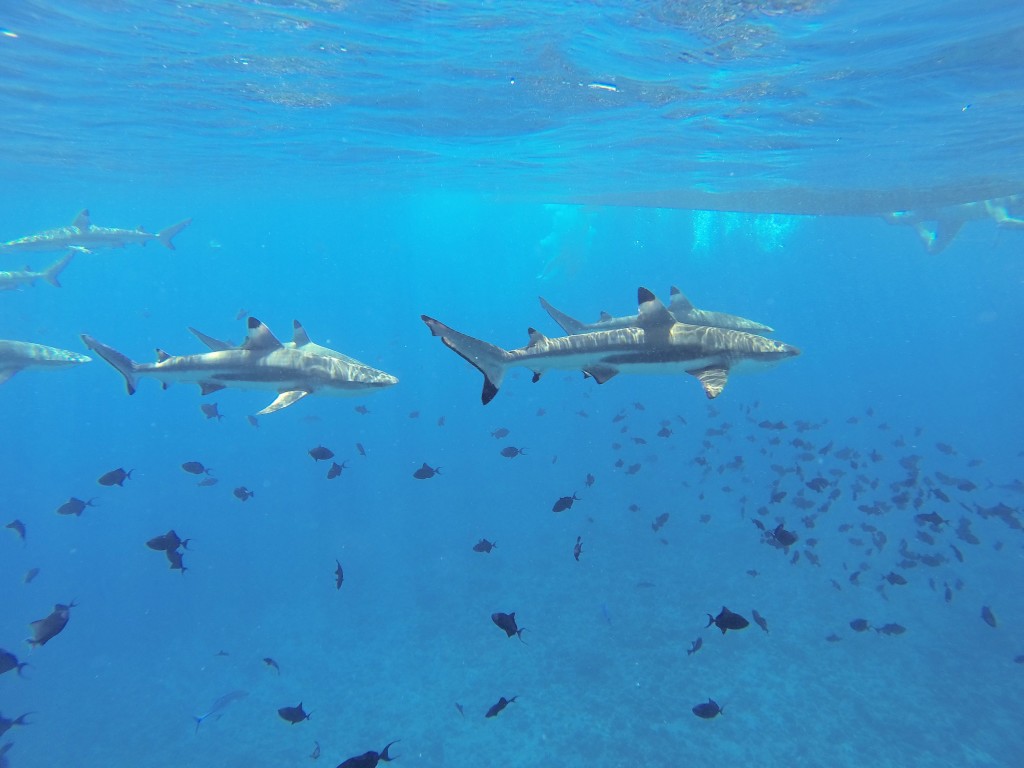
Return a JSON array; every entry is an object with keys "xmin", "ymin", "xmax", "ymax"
[
  {"xmin": 421, "ymin": 315, "xmax": 511, "ymax": 404},
  {"xmin": 80, "ymin": 335, "xmax": 139, "ymax": 395},
  {"xmin": 538, "ymin": 297, "xmax": 587, "ymax": 334},
  {"xmin": 156, "ymin": 218, "xmax": 192, "ymax": 251},
  {"xmin": 43, "ymin": 252, "xmax": 75, "ymax": 287}
]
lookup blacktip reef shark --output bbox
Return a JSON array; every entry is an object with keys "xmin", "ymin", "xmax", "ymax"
[
  {"xmin": 0, "ymin": 209, "xmax": 191, "ymax": 256},
  {"xmin": 422, "ymin": 287, "xmax": 798, "ymax": 403},
  {"xmin": 81, "ymin": 317, "xmax": 398, "ymax": 415},
  {"xmin": 0, "ymin": 338, "xmax": 91, "ymax": 384},
  {"xmin": 0, "ymin": 252, "xmax": 75, "ymax": 291},
  {"xmin": 539, "ymin": 286, "xmax": 773, "ymax": 335},
  {"xmin": 187, "ymin": 319, "xmax": 373, "ymax": 369}
]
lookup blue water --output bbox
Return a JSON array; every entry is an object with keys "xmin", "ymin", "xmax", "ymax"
[{"xmin": 2, "ymin": 2, "xmax": 1024, "ymax": 767}]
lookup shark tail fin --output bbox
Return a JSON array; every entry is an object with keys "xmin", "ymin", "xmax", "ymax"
[
  {"xmin": 538, "ymin": 297, "xmax": 586, "ymax": 334},
  {"xmin": 156, "ymin": 218, "xmax": 192, "ymax": 251},
  {"xmin": 44, "ymin": 252, "xmax": 75, "ymax": 287},
  {"xmin": 80, "ymin": 335, "xmax": 139, "ymax": 395},
  {"xmin": 421, "ymin": 315, "xmax": 510, "ymax": 404}
]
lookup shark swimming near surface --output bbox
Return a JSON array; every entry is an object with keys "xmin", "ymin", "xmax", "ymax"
[
  {"xmin": 422, "ymin": 287, "xmax": 798, "ymax": 403},
  {"xmin": 0, "ymin": 209, "xmax": 191, "ymax": 256},
  {"xmin": 82, "ymin": 317, "xmax": 398, "ymax": 415},
  {"xmin": 539, "ymin": 286, "xmax": 773, "ymax": 334},
  {"xmin": 0, "ymin": 252, "xmax": 75, "ymax": 291},
  {"xmin": 0, "ymin": 339, "xmax": 91, "ymax": 384}
]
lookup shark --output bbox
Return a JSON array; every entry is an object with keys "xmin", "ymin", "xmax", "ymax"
[
  {"xmin": 81, "ymin": 317, "xmax": 398, "ymax": 415},
  {"xmin": 0, "ymin": 339, "xmax": 92, "ymax": 384},
  {"xmin": 0, "ymin": 209, "xmax": 191, "ymax": 255},
  {"xmin": 539, "ymin": 286, "xmax": 773, "ymax": 335},
  {"xmin": 187, "ymin": 319, "xmax": 372, "ymax": 368},
  {"xmin": 0, "ymin": 252, "xmax": 75, "ymax": 291},
  {"xmin": 422, "ymin": 287, "xmax": 799, "ymax": 404}
]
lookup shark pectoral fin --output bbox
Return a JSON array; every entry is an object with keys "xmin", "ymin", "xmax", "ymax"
[
  {"xmin": 258, "ymin": 390, "xmax": 309, "ymax": 415},
  {"xmin": 688, "ymin": 365, "xmax": 729, "ymax": 399},
  {"xmin": 72, "ymin": 209, "xmax": 91, "ymax": 229},
  {"xmin": 0, "ymin": 369, "xmax": 18, "ymax": 385},
  {"xmin": 242, "ymin": 317, "xmax": 284, "ymax": 351},
  {"xmin": 584, "ymin": 365, "xmax": 619, "ymax": 384},
  {"xmin": 199, "ymin": 382, "xmax": 226, "ymax": 396}
]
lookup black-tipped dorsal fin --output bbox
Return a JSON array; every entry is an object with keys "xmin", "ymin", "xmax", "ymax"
[
  {"xmin": 243, "ymin": 317, "xmax": 283, "ymax": 351},
  {"xmin": 72, "ymin": 209, "xmax": 91, "ymax": 228},
  {"xmin": 527, "ymin": 328, "xmax": 548, "ymax": 347},
  {"xmin": 637, "ymin": 287, "xmax": 675, "ymax": 328},
  {"xmin": 668, "ymin": 286, "xmax": 694, "ymax": 312},
  {"xmin": 292, "ymin": 320, "xmax": 312, "ymax": 347}
]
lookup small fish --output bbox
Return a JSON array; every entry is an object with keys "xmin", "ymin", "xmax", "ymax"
[
  {"xmin": 491, "ymin": 428, "xmax": 510, "ymax": 439},
  {"xmin": 98, "ymin": 467, "xmax": 133, "ymax": 486},
  {"xmin": 751, "ymin": 609, "xmax": 769, "ymax": 634},
  {"xmin": 27, "ymin": 601, "xmax": 76, "ymax": 646},
  {"xmin": 686, "ymin": 637, "xmax": 703, "ymax": 656},
  {"xmin": 181, "ymin": 461, "xmax": 211, "ymax": 475},
  {"xmin": 247, "ymin": 414, "xmax": 259, "ymax": 428},
  {"xmin": 825, "ymin": 633, "xmax": 842, "ymax": 643},
  {"xmin": 981, "ymin": 605, "xmax": 998, "ymax": 628},
  {"xmin": 23, "ymin": 567, "xmax": 40, "ymax": 584},
  {"xmin": 706, "ymin": 606, "xmax": 749, "ymax": 634},
  {"xmin": 500, "ymin": 446, "xmax": 527, "ymax": 458},
  {"xmin": 0, "ymin": 712, "xmax": 31, "ymax": 738},
  {"xmin": 0, "ymin": 649, "xmax": 29, "ymax": 677},
  {"xmin": 336, "ymin": 740, "xmax": 400, "ymax": 768},
  {"xmin": 573, "ymin": 536, "xmax": 582, "ymax": 561},
  {"xmin": 146, "ymin": 529, "xmax": 189, "ymax": 552},
  {"xmin": 472, "ymin": 539, "xmax": 497, "ymax": 553},
  {"xmin": 233, "ymin": 486, "xmax": 254, "ymax": 501},
  {"xmin": 201, "ymin": 403, "xmax": 223, "ymax": 421},
  {"xmin": 651, "ymin": 512, "xmax": 669, "ymax": 532},
  {"xmin": 552, "ymin": 492, "xmax": 580, "ymax": 513},
  {"xmin": 408, "ymin": 410, "xmax": 420, "ymax": 418},
  {"xmin": 165, "ymin": 548, "xmax": 187, "ymax": 573},
  {"xmin": 585, "ymin": 473, "xmax": 595, "ymax": 487},
  {"xmin": 485, "ymin": 695, "xmax": 517, "ymax": 718},
  {"xmin": 437, "ymin": 415, "xmax": 445, "ymax": 427},
  {"xmin": 849, "ymin": 618, "xmax": 871, "ymax": 632},
  {"xmin": 311, "ymin": 741, "xmax": 321, "ymax": 759},
  {"xmin": 194, "ymin": 690, "xmax": 248, "ymax": 732},
  {"xmin": 335, "ymin": 560, "xmax": 344, "ymax": 590},
  {"xmin": 327, "ymin": 461, "xmax": 347, "ymax": 480},
  {"xmin": 263, "ymin": 657, "xmax": 280, "ymax": 674},
  {"xmin": 883, "ymin": 572, "xmax": 908, "ymax": 586},
  {"xmin": 5, "ymin": 520, "xmax": 25, "ymax": 542},
  {"xmin": 692, "ymin": 698, "xmax": 723, "ymax": 719},
  {"xmin": 914, "ymin": 511, "xmax": 947, "ymax": 526},
  {"xmin": 354, "ymin": 405, "xmax": 369, "ymax": 415},
  {"xmin": 198, "ymin": 477, "xmax": 219, "ymax": 487},
  {"xmin": 876, "ymin": 623, "xmax": 906, "ymax": 636},
  {"xmin": 356, "ymin": 442, "xmax": 366, "ymax": 457},
  {"xmin": 491, "ymin": 612, "xmax": 526, "ymax": 642},
  {"xmin": 771, "ymin": 523, "xmax": 798, "ymax": 547},
  {"xmin": 309, "ymin": 445, "xmax": 334, "ymax": 462},
  {"xmin": 455, "ymin": 702, "xmax": 464, "ymax": 717},
  {"xmin": 412, "ymin": 462, "xmax": 441, "ymax": 479},
  {"xmin": 278, "ymin": 702, "xmax": 311, "ymax": 724}
]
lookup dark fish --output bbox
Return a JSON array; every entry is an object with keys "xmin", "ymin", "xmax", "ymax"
[
  {"xmin": 335, "ymin": 560, "xmax": 344, "ymax": 590},
  {"xmin": 552, "ymin": 492, "xmax": 580, "ymax": 513},
  {"xmin": 573, "ymin": 536, "xmax": 583, "ymax": 561},
  {"xmin": 883, "ymin": 571, "xmax": 908, "ymax": 586},
  {"xmin": 337, "ymin": 740, "xmax": 400, "ymax": 768},
  {"xmin": 193, "ymin": 689, "xmax": 249, "ymax": 732},
  {"xmin": 914, "ymin": 511, "xmax": 947, "ymax": 526},
  {"xmin": 165, "ymin": 548, "xmax": 187, "ymax": 573},
  {"xmin": 771, "ymin": 523, "xmax": 798, "ymax": 547},
  {"xmin": 408, "ymin": 410, "xmax": 420, "ymax": 418},
  {"xmin": 327, "ymin": 461, "xmax": 348, "ymax": 480},
  {"xmin": 181, "ymin": 461, "xmax": 211, "ymax": 475},
  {"xmin": 233, "ymin": 486, "xmax": 254, "ymax": 501},
  {"xmin": 437, "ymin": 416, "xmax": 445, "ymax": 427},
  {"xmin": 706, "ymin": 606, "xmax": 749, "ymax": 634},
  {"xmin": 651, "ymin": 512, "xmax": 669, "ymax": 532},
  {"xmin": 691, "ymin": 699, "xmax": 723, "ymax": 719},
  {"xmin": 201, "ymin": 403, "xmax": 223, "ymax": 421},
  {"xmin": 770, "ymin": 491, "xmax": 787, "ymax": 503},
  {"xmin": 309, "ymin": 445, "xmax": 334, "ymax": 462},
  {"xmin": 950, "ymin": 544, "xmax": 964, "ymax": 563},
  {"xmin": 491, "ymin": 612, "xmax": 526, "ymax": 642},
  {"xmin": 5, "ymin": 520, "xmax": 25, "ymax": 542},
  {"xmin": 585, "ymin": 473, "xmax": 595, "ymax": 487},
  {"xmin": 354, "ymin": 405, "xmax": 369, "ymax": 415},
  {"xmin": 23, "ymin": 567, "xmax": 40, "ymax": 584},
  {"xmin": 500, "ymin": 446, "xmax": 527, "ymax": 458},
  {"xmin": 356, "ymin": 442, "xmax": 366, "ymax": 457},
  {"xmin": 98, "ymin": 467, "xmax": 133, "ymax": 486},
  {"xmin": 278, "ymin": 702, "xmax": 311, "ymax": 724},
  {"xmin": 455, "ymin": 702, "xmax": 464, "ymax": 717},
  {"xmin": 27, "ymin": 601, "xmax": 76, "ymax": 646},
  {"xmin": 751, "ymin": 609, "xmax": 769, "ymax": 634},
  {"xmin": 805, "ymin": 477, "xmax": 829, "ymax": 492},
  {"xmin": 825, "ymin": 633, "xmax": 842, "ymax": 643},
  {"xmin": 876, "ymin": 623, "xmax": 906, "ymax": 636},
  {"xmin": 412, "ymin": 462, "xmax": 441, "ymax": 479},
  {"xmin": 0, "ymin": 713, "xmax": 30, "ymax": 738},
  {"xmin": 491, "ymin": 428, "xmax": 510, "ymax": 439},
  {"xmin": 198, "ymin": 477, "xmax": 219, "ymax": 487},
  {"xmin": 0, "ymin": 649, "xmax": 28, "ymax": 678},
  {"xmin": 263, "ymin": 657, "xmax": 280, "ymax": 674},
  {"xmin": 686, "ymin": 637, "xmax": 703, "ymax": 656},
  {"xmin": 311, "ymin": 740, "xmax": 321, "ymax": 759},
  {"xmin": 247, "ymin": 414, "xmax": 259, "ymax": 428},
  {"xmin": 981, "ymin": 606, "xmax": 998, "ymax": 628},
  {"xmin": 472, "ymin": 539, "xmax": 496, "ymax": 553},
  {"xmin": 146, "ymin": 529, "xmax": 189, "ymax": 551},
  {"xmin": 485, "ymin": 695, "xmax": 517, "ymax": 718}
]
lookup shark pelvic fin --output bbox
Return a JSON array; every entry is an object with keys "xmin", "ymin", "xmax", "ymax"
[
  {"xmin": 243, "ymin": 318, "xmax": 284, "ymax": 351},
  {"xmin": 688, "ymin": 365, "xmax": 729, "ymax": 399},
  {"xmin": 258, "ymin": 390, "xmax": 309, "ymax": 415},
  {"xmin": 72, "ymin": 209, "xmax": 91, "ymax": 229},
  {"xmin": 584, "ymin": 365, "xmax": 619, "ymax": 384},
  {"xmin": 0, "ymin": 370, "xmax": 17, "ymax": 385}
]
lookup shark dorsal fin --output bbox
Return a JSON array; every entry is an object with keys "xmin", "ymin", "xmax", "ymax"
[
  {"xmin": 668, "ymin": 286, "xmax": 694, "ymax": 312},
  {"xmin": 292, "ymin": 320, "xmax": 312, "ymax": 347},
  {"xmin": 527, "ymin": 328, "xmax": 548, "ymax": 347},
  {"xmin": 155, "ymin": 349, "xmax": 171, "ymax": 363},
  {"xmin": 599, "ymin": 311, "xmax": 612, "ymax": 321},
  {"xmin": 243, "ymin": 318, "xmax": 283, "ymax": 351},
  {"xmin": 188, "ymin": 327, "xmax": 234, "ymax": 351},
  {"xmin": 72, "ymin": 209, "xmax": 91, "ymax": 229},
  {"xmin": 637, "ymin": 288, "xmax": 675, "ymax": 328}
]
